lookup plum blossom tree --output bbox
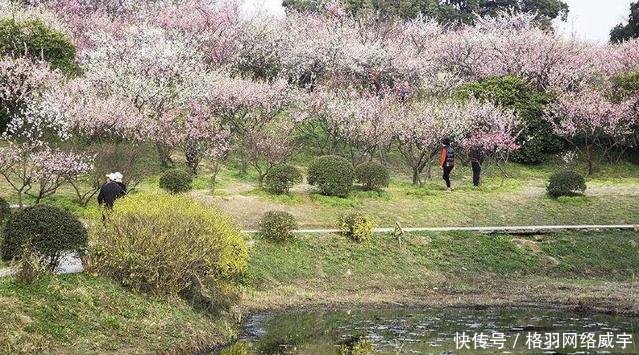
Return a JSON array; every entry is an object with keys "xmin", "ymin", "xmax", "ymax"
[
  {"xmin": 394, "ymin": 99, "xmax": 466, "ymax": 186},
  {"xmin": 457, "ymin": 100, "xmax": 521, "ymax": 181},
  {"xmin": 395, "ymin": 98, "xmax": 519, "ymax": 185},
  {"xmin": 205, "ymin": 77, "xmax": 296, "ymax": 178},
  {"xmin": 0, "ymin": 143, "xmax": 92, "ymax": 206},
  {"xmin": 435, "ymin": 12, "xmax": 595, "ymax": 91},
  {"xmin": 244, "ymin": 121, "xmax": 297, "ymax": 186},
  {"xmin": 0, "ymin": 57, "xmax": 62, "ymax": 135},
  {"xmin": 295, "ymin": 89, "xmax": 395, "ymax": 163},
  {"xmin": 548, "ymin": 85, "xmax": 637, "ymax": 174},
  {"xmin": 180, "ymin": 102, "xmax": 231, "ymax": 176},
  {"xmin": 229, "ymin": 17, "xmax": 284, "ymax": 80},
  {"xmin": 81, "ymin": 21, "xmax": 212, "ymax": 167}
]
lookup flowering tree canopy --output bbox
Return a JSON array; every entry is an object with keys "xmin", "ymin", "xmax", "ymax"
[{"xmin": 548, "ymin": 85, "xmax": 637, "ymax": 174}]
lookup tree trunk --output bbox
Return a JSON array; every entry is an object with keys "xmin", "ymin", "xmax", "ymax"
[
  {"xmin": 586, "ymin": 144, "xmax": 594, "ymax": 175},
  {"xmin": 156, "ymin": 143, "xmax": 173, "ymax": 169},
  {"xmin": 412, "ymin": 167, "xmax": 422, "ymax": 186},
  {"xmin": 185, "ymin": 140, "xmax": 200, "ymax": 175}
]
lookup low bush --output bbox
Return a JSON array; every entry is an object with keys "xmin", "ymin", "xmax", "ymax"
[
  {"xmin": 308, "ymin": 155, "xmax": 354, "ymax": 197},
  {"xmin": 14, "ymin": 243, "xmax": 50, "ymax": 285},
  {"xmin": 88, "ymin": 194, "xmax": 248, "ymax": 312},
  {"xmin": 1, "ymin": 205, "xmax": 88, "ymax": 270},
  {"xmin": 547, "ymin": 170, "xmax": 587, "ymax": 198},
  {"xmin": 338, "ymin": 337, "xmax": 375, "ymax": 355},
  {"xmin": 264, "ymin": 164, "xmax": 302, "ymax": 194},
  {"xmin": 355, "ymin": 162, "xmax": 390, "ymax": 191},
  {"xmin": 159, "ymin": 169, "xmax": 193, "ymax": 194},
  {"xmin": 339, "ymin": 212, "xmax": 376, "ymax": 243},
  {"xmin": 0, "ymin": 196, "xmax": 10, "ymax": 223},
  {"xmin": 259, "ymin": 211, "xmax": 297, "ymax": 243}
]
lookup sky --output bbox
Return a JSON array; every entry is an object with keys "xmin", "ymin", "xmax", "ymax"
[
  {"xmin": 555, "ymin": 0, "xmax": 633, "ymax": 43},
  {"xmin": 240, "ymin": 0, "xmax": 633, "ymax": 43}
]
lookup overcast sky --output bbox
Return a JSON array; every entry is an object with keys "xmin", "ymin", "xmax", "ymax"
[
  {"xmin": 241, "ymin": 0, "xmax": 634, "ymax": 43},
  {"xmin": 555, "ymin": 0, "xmax": 633, "ymax": 43}
]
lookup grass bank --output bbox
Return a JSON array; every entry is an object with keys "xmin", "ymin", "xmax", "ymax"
[
  {"xmin": 241, "ymin": 230, "xmax": 639, "ymax": 314},
  {"xmin": 0, "ymin": 275, "xmax": 232, "ymax": 355}
]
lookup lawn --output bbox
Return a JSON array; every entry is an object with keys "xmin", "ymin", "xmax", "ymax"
[
  {"xmin": 0, "ymin": 275, "xmax": 232, "ymax": 355},
  {"xmin": 2, "ymin": 158, "xmax": 638, "ymax": 229},
  {"xmin": 193, "ymin": 160, "xmax": 639, "ymax": 229}
]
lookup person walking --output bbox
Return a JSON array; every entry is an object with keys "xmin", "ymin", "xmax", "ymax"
[
  {"xmin": 439, "ymin": 138, "xmax": 455, "ymax": 191},
  {"xmin": 97, "ymin": 172, "xmax": 126, "ymax": 209},
  {"xmin": 470, "ymin": 147, "xmax": 483, "ymax": 187}
]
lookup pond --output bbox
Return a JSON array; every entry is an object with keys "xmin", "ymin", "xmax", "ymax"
[{"xmin": 218, "ymin": 307, "xmax": 638, "ymax": 354}]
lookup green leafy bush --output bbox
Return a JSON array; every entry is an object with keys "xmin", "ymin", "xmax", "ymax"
[
  {"xmin": 0, "ymin": 19, "xmax": 79, "ymax": 76},
  {"xmin": 88, "ymin": 194, "xmax": 248, "ymax": 311},
  {"xmin": 259, "ymin": 211, "xmax": 297, "ymax": 243},
  {"xmin": 159, "ymin": 169, "xmax": 193, "ymax": 194},
  {"xmin": 339, "ymin": 212, "xmax": 376, "ymax": 243},
  {"xmin": 1, "ymin": 205, "xmax": 88, "ymax": 270},
  {"xmin": 308, "ymin": 155, "xmax": 354, "ymax": 197},
  {"xmin": 613, "ymin": 70, "xmax": 639, "ymax": 100},
  {"xmin": 0, "ymin": 196, "xmax": 10, "ymax": 223},
  {"xmin": 547, "ymin": 170, "xmax": 587, "ymax": 198},
  {"xmin": 355, "ymin": 162, "xmax": 390, "ymax": 191},
  {"xmin": 264, "ymin": 164, "xmax": 302, "ymax": 194}
]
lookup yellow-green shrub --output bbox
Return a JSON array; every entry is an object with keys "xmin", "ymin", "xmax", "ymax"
[
  {"xmin": 339, "ymin": 213, "xmax": 376, "ymax": 243},
  {"xmin": 88, "ymin": 194, "xmax": 248, "ymax": 311}
]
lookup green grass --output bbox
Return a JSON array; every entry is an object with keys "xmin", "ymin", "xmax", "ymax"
[
  {"xmin": 0, "ymin": 155, "xmax": 638, "ymax": 229},
  {"xmin": 0, "ymin": 274, "xmax": 232, "ymax": 355},
  {"xmin": 201, "ymin": 160, "xmax": 639, "ymax": 228},
  {"xmin": 243, "ymin": 230, "xmax": 639, "ymax": 291}
]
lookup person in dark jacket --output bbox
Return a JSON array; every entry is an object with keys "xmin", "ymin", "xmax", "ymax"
[
  {"xmin": 97, "ymin": 172, "xmax": 126, "ymax": 209},
  {"xmin": 470, "ymin": 147, "xmax": 484, "ymax": 187},
  {"xmin": 439, "ymin": 138, "xmax": 455, "ymax": 191}
]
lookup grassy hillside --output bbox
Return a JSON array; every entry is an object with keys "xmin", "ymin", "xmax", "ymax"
[
  {"xmin": 241, "ymin": 230, "xmax": 639, "ymax": 312},
  {"xmin": 0, "ymin": 275, "xmax": 231, "ymax": 355}
]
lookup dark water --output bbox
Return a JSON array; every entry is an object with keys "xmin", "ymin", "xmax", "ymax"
[{"xmin": 219, "ymin": 307, "xmax": 638, "ymax": 354}]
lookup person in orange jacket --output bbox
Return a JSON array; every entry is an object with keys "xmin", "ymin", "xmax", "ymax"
[{"xmin": 439, "ymin": 138, "xmax": 455, "ymax": 191}]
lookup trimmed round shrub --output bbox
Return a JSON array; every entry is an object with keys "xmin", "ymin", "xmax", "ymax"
[
  {"xmin": 0, "ymin": 19, "xmax": 79, "ymax": 76},
  {"xmin": 308, "ymin": 155, "xmax": 354, "ymax": 197},
  {"xmin": 159, "ymin": 169, "xmax": 193, "ymax": 193},
  {"xmin": 88, "ymin": 194, "xmax": 248, "ymax": 311},
  {"xmin": 339, "ymin": 212, "xmax": 376, "ymax": 243},
  {"xmin": 259, "ymin": 211, "xmax": 297, "ymax": 243},
  {"xmin": 0, "ymin": 196, "xmax": 10, "ymax": 223},
  {"xmin": 355, "ymin": 161, "xmax": 390, "ymax": 191},
  {"xmin": 547, "ymin": 170, "xmax": 587, "ymax": 198},
  {"xmin": 264, "ymin": 164, "xmax": 302, "ymax": 194},
  {"xmin": 1, "ymin": 205, "xmax": 88, "ymax": 270}
]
